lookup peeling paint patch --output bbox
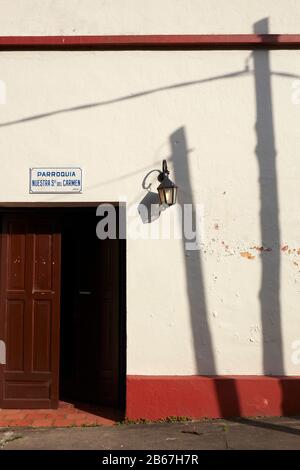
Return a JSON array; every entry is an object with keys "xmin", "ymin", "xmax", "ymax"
[
  {"xmin": 221, "ymin": 241, "xmax": 229, "ymax": 250},
  {"xmin": 240, "ymin": 251, "xmax": 255, "ymax": 260},
  {"xmin": 281, "ymin": 245, "xmax": 289, "ymax": 252},
  {"xmin": 251, "ymin": 246, "xmax": 272, "ymax": 252}
]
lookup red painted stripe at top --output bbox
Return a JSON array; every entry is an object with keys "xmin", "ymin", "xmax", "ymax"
[{"xmin": 1, "ymin": 34, "xmax": 300, "ymax": 49}]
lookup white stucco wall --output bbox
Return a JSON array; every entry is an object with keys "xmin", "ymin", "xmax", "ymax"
[
  {"xmin": 1, "ymin": 48, "xmax": 300, "ymax": 376},
  {"xmin": 0, "ymin": 0, "xmax": 300, "ymax": 35}
]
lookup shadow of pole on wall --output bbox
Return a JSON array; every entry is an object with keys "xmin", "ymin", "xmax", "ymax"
[
  {"xmin": 253, "ymin": 19, "xmax": 299, "ymax": 416},
  {"xmin": 253, "ymin": 19, "xmax": 284, "ymax": 378},
  {"xmin": 170, "ymin": 127, "xmax": 241, "ymax": 417}
]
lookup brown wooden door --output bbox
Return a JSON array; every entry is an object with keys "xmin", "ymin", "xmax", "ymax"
[
  {"xmin": 0, "ymin": 214, "xmax": 61, "ymax": 409},
  {"xmin": 59, "ymin": 213, "xmax": 120, "ymax": 407}
]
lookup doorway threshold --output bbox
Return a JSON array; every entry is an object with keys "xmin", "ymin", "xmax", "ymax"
[{"xmin": 0, "ymin": 402, "xmax": 123, "ymax": 428}]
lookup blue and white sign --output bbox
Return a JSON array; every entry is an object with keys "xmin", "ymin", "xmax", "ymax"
[{"xmin": 30, "ymin": 167, "xmax": 82, "ymax": 193}]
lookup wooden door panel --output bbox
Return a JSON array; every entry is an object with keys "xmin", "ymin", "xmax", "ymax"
[
  {"xmin": 5, "ymin": 380, "xmax": 50, "ymax": 400},
  {"xmin": 0, "ymin": 214, "xmax": 61, "ymax": 408},
  {"xmin": 33, "ymin": 232, "xmax": 53, "ymax": 292},
  {"xmin": 98, "ymin": 239, "xmax": 119, "ymax": 406},
  {"xmin": 7, "ymin": 221, "xmax": 26, "ymax": 291},
  {"xmin": 5, "ymin": 300, "xmax": 25, "ymax": 371},
  {"xmin": 32, "ymin": 300, "xmax": 52, "ymax": 372}
]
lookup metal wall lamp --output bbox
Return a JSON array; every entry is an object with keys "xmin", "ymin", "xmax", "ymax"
[{"xmin": 157, "ymin": 160, "xmax": 178, "ymax": 206}]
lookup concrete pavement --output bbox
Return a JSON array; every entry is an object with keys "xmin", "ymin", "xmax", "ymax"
[{"xmin": 1, "ymin": 416, "xmax": 300, "ymax": 450}]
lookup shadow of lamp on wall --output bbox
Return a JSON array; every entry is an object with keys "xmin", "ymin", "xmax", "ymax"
[{"xmin": 138, "ymin": 159, "xmax": 178, "ymax": 224}]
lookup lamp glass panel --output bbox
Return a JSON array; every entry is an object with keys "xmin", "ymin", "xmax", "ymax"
[
  {"xmin": 165, "ymin": 188, "xmax": 173, "ymax": 205},
  {"xmin": 172, "ymin": 187, "xmax": 177, "ymax": 204},
  {"xmin": 158, "ymin": 184, "xmax": 177, "ymax": 205},
  {"xmin": 158, "ymin": 187, "xmax": 165, "ymax": 205}
]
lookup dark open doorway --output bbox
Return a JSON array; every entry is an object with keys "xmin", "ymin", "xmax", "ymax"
[{"xmin": 59, "ymin": 207, "xmax": 126, "ymax": 411}]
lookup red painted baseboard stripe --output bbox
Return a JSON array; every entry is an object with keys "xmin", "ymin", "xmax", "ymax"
[
  {"xmin": 126, "ymin": 376, "xmax": 300, "ymax": 420},
  {"xmin": 1, "ymin": 35, "xmax": 300, "ymax": 50}
]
